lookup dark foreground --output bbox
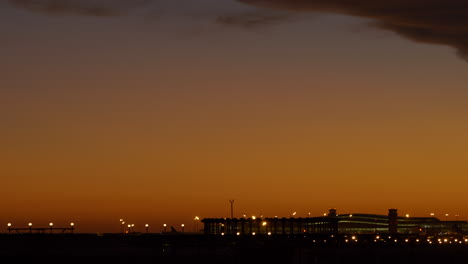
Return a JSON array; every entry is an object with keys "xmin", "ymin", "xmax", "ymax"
[{"xmin": 1, "ymin": 233, "xmax": 467, "ymax": 263}]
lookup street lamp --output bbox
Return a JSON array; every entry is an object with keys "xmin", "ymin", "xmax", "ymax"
[
  {"xmin": 181, "ymin": 224, "xmax": 185, "ymax": 232},
  {"xmin": 70, "ymin": 223, "xmax": 75, "ymax": 234},
  {"xmin": 28, "ymin": 223, "xmax": 32, "ymax": 233},
  {"xmin": 163, "ymin": 224, "xmax": 167, "ymax": 233},
  {"xmin": 7, "ymin": 223, "xmax": 11, "ymax": 233},
  {"xmin": 194, "ymin": 216, "xmax": 200, "ymax": 232},
  {"xmin": 121, "ymin": 221, "xmax": 125, "ymax": 233},
  {"xmin": 49, "ymin": 222, "xmax": 54, "ymax": 233},
  {"xmin": 145, "ymin": 224, "xmax": 149, "ymax": 233}
]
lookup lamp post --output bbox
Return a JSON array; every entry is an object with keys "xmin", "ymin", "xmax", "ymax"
[
  {"xmin": 49, "ymin": 222, "xmax": 53, "ymax": 233},
  {"xmin": 70, "ymin": 223, "xmax": 75, "ymax": 234},
  {"xmin": 163, "ymin": 224, "xmax": 167, "ymax": 233},
  {"xmin": 145, "ymin": 224, "xmax": 149, "ymax": 233},
  {"xmin": 7, "ymin": 223, "xmax": 11, "ymax": 234},
  {"xmin": 28, "ymin": 223, "xmax": 32, "ymax": 233},
  {"xmin": 194, "ymin": 216, "xmax": 200, "ymax": 232},
  {"xmin": 229, "ymin": 200, "xmax": 235, "ymax": 218},
  {"xmin": 181, "ymin": 224, "xmax": 185, "ymax": 232}
]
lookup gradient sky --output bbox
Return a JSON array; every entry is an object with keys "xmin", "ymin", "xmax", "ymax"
[{"xmin": 2, "ymin": 0, "xmax": 468, "ymax": 233}]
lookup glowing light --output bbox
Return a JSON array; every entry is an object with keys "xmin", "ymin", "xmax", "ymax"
[
  {"xmin": 252, "ymin": 216, "xmax": 256, "ymax": 220},
  {"xmin": 236, "ymin": 232, "xmax": 240, "ymax": 236},
  {"xmin": 28, "ymin": 223, "xmax": 32, "ymax": 227},
  {"xmin": 70, "ymin": 223, "xmax": 75, "ymax": 226},
  {"xmin": 405, "ymin": 214, "xmax": 410, "ymax": 218},
  {"xmin": 252, "ymin": 232, "xmax": 256, "ymax": 235},
  {"xmin": 145, "ymin": 224, "xmax": 149, "ymax": 227},
  {"xmin": 194, "ymin": 216, "xmax": 200, "ymax": 221},
  {"xmin": 268, "ymin": 232, "xmax": 272, "ymax": 235},
  {"xmin": 7, "ymin": 223, "xmax": 11, "ymax": 227},
  {"xmin": 262, "ymin": 222, "xmax": 267, "ymax": 226},
  {"xmin": 49, "ymin": 223, "xmax": 53, "ymax": 227}
]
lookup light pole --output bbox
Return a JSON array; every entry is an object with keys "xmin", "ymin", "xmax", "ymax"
[
  {"xmin": 194, "ymin": 216, "xmax": 200, "ymax": 232},
  {"xmin": 229, "ymin": 200, "xmax": 235, "ymax": 218},
  {"xmin": 28, "ymin": 223, "xmax": 32, "ymax": 234},
  {"xmin": 163, "ymin": 224, "xmax": 167, "ymax": 233},
  {"xmin": 49, "ymin": 222, "xmax": 53, "ymax": 233},
  {"xmin": 121, "ymin": 221, "xmax": 125, "ymax": 233},
  {"xmin": 181, "ymin": 224, "xmax": 185, "ymax": 232},
  {"xmin": 145, "ymin": 224, "xmax": 149, "ymax": 233},
  {"xmin": 70, "ymin": 223, "xmax": 75, "ymax": 234},
  {"xmin": 7, "ymin": 223, "xmax": 11, "ymax": 234}
]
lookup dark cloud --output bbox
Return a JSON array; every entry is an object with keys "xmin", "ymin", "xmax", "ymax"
[
  {"xmin": 217, "ymin": 12, "xmax": 292, "ymax": 29},
  {"xmin": 8, "ymin": 0, "xmax": 150, "ymax": 17},
  {"xmin": 238, "ymin": 0, "xmax": 468, "ymax": 61}
]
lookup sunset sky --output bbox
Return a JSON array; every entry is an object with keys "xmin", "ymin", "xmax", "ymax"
[{"xmin": 2, "ymin": 0, "xmax": 468, "ymax": 233}]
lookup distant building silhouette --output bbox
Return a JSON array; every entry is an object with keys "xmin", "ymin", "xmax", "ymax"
[{"xmin": 202, "ymin": 208, "xmax": 468, "ymax": 236}]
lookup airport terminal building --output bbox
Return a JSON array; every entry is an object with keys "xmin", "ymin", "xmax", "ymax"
[{"xmin": 202, "ymin": 209, "xmax": 468, "ymax": 236}]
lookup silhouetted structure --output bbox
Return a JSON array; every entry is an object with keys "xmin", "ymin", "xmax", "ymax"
[
  {"xmin": 202, "ymin": 208, "xmax": 468, "ymax": 236},
  {"xmin": 388, "ymin": 208, "xmax": 398, "ymax": 234}
]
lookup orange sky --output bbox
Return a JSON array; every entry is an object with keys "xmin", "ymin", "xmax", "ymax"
[{"xmin": 1, "ymin": 0, "xmax": 468, "ymax": 233}]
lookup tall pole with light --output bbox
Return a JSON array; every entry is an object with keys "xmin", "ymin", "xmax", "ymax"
[
  {"xmin": 229, "ymin": 200, "xmax": 235, "ymax": 218},
  {"xmin": 194, "ymin": 216, "xmax": 200, "ymax": 232}
]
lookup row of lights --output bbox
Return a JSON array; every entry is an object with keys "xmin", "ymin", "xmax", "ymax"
[
  {"xmin": 120, "ymin": 218, "xmax": 201, "ymax": 233},
  {"xmin": 6, "ymin": 222, "xmax": 75, "ymax": 233},
  {"xmin": 7, "ymin": 222, "xmax": 75, "ymax": 227}
]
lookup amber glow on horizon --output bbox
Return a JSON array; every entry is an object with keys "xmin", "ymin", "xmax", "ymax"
[{"xmin": 1, "ymin": 1, "xmax": 468, "ymax": 233}]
